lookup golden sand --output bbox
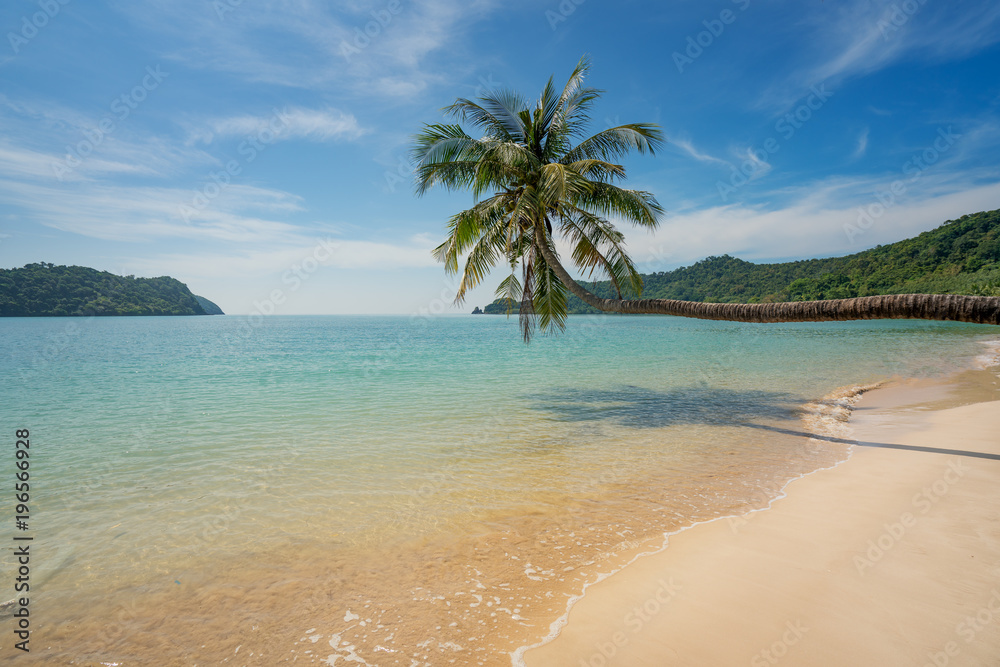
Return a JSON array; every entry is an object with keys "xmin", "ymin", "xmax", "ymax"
[{"xmin": 524, "ymin": 370, "xmax": 1000, "ymax": 666}]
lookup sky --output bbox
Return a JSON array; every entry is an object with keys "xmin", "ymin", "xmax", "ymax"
[{"xmin": 1, "ymin": 0, "xmax": 999, "ymax": 315}]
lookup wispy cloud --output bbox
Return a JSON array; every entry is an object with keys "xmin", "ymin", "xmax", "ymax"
[
  {"xmin": 756, "ymin": 0, "xmax": 1000, "ymax": 112},
  {"xmin": 0, "ymin": 167, "xmax": 440, "ymax": 270},
  {"xmin": 0, "ymin": 98, "xmax": 217, "ymax": 181},
  {"xmin": 671, "ymin": 138, "xmax": 731, "ymax": 167},
  {"xmin": 110, "ymin": 0, "xmax": 496, "ymax": 99},
  {"xmin": 626, "ymin": 177, "xmax": 1000, "ymax": 269},
  {"xmin": 0, "ymin": 144, "xmax": 78, "ymax": 181},
  {"xmin": 739, "ymin": 146, "xmax": 771, "ymax": 180},
  {"xmin": 0, "ymin": 179, "xmax": 306, "ymax": 243},
  {"xmin": 852, "ymin": 127, "xmax": 869, "ymax": 159},
  {"xmin": 190, "ymin": 107, "xmax": 366, "ymax": 145},
  {"xmin": 0, "ymin": 142, "xmax": 162, "ymax": 182},
  {"xmin": 136, "ymin": 235, "xmax": 439, "ymax": 280}
]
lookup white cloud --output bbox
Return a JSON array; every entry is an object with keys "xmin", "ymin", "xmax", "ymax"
[
  {"xmin": 370, "ymin": 77, "xmax": 429, "ymax": 98},
  {"xmin": 0, "ymin": 180, "xmax": 307, "ymax": 243},
  {"xmin": 624, "ymin": 179, "xmax": 1000, "ymax": 270},
  {"xmin": 0, "ymin": 144, "xmax": 76, "ymax": 180},
  {"xmin": 192, "ymin": 107, "xmax": 366, "ymax": 145},
  {"xmin": 133, "ymin": 234, "xmax": 438, "ymax": 281},
  {"xmin": 756, "ymin": 0, "xmax": 1000, "ymax": 112},
  {"xmin": 0, "ymin": 97, "xmax": 218, "ymax": 181},
  {"xmin": 739, "ymin": 146, "xmax": 771, "ymax": 181},
  {"xmin": 670, "ymin": 138, "xmax": 731, "ymax": 167},
  {"xmin": 110, "ymin": 0, "xmax": 496, "ymax": 99},
  {"xmin": 852, "ymin": 127, "xmax": 869, "ymax": 159},
  {"xmin": 0, "ymin": 142, "xmax": 163, "ymax": 182},
  {"xmin": 944, "ymin": 119, "xmax": 1000, "ymax": 166}
]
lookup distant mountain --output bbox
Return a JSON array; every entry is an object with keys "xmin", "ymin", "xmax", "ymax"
[
  {"xmin": 484, "ymin": 208, "xmax": 1000, "ymax": 314},
  {"xmin": 0, "ymin": 263, "xmax": 223, "ymax": 317},
  {"xmin": 194, "ymin": 294, "xmax": 225, "ymax": 315}
]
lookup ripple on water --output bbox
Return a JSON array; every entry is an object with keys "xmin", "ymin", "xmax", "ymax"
[{"xmin": 0, "ymin": 316, "xmax": 994, "ymax": 664}]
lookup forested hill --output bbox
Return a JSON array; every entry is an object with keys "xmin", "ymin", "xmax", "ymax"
[
  {"xmin": 194, "ymin": 294, "xmax": 225, "ymax": 315},
  {"xmin": 483, "ymin": 208, "xmax": 1000, "ymax": 314},
  {"xmin": 0, "ymin": 263, "xmax": 224, "ymax": 316}
]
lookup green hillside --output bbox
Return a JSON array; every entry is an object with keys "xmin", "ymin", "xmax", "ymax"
[
  {"xmin": 483, "ymin": 208, "xmax": 1000, "ymax": 314},
  {"xmin": 194, "ymin": 294, "xmax": 225, "ymax": 315},
  {"xmin": 0, "ymin": 263, "xmax": 223, "ymax": 316}
]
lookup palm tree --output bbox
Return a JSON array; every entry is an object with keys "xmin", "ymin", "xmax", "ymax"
[{"xmin": 412, "ymin": 57, "xmax": 1000, "ymax": 340}]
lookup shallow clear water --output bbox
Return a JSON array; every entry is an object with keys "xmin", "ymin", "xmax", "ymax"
[{"xmin": 1, "ymin": 315, "xmax": 996, "ymax": 665}]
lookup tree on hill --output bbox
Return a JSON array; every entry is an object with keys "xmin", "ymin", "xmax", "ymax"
[
  {"xmin": 482, "ymin": 209, "xmax": 1000, "ymax": 312},
  {"xmin": 413, "ymin": 57, "xmax": 1000, "ymax": 340},
  {"xmin": 0, "ymin": 264, "xmax": 217, "ymax": 316}
]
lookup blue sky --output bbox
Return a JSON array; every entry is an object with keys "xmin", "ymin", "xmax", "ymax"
[{"xmin": 1, "ymin": 0, "xmax": 999, "ymax": 315}]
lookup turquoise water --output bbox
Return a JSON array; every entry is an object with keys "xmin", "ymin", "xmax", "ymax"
[{"xmin": 1, "ymin": 315, "xmax": 997, "ymax": 665}]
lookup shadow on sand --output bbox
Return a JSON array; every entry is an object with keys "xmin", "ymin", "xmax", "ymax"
[{"xmin": 527, "ymin": 385, "xmax": 1000, "ymax": 461}]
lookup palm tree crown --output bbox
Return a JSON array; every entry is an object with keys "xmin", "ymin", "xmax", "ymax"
[
  {"xmin": 412, "ymin": 56, "xmax": 663, "ymax": 341},
  {"xmin": 414, "ymin": 58, "xmax": 1000, "ymax": 336}
]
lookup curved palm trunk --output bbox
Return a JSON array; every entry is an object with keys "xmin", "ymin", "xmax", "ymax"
[{"xmin": 533, "ymin": 224, "xmax": 1000, "ymax": 325}]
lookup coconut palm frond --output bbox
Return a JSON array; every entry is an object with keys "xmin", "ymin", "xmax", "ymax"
[{"xmin": 413, "ymin": 56, "xmax": 665, "ymax": 342}]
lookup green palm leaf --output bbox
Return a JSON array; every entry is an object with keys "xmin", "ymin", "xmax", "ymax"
[
  {"xmin": 413, "ymin": 55, "xmax": 665, "ymax": 342},
  {"xmin": 414, "ymin": 57, "xmax": 1000, "ymax": 336}
]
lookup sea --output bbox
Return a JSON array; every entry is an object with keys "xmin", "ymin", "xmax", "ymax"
[{"xmin": 1, "ymin": 314, "xmax": 998, "ymax": 666}]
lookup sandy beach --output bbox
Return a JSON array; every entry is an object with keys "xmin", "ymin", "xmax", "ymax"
[{"xmin": 524, "ymin": 368, "xmax": 1000, "ymax": 666}]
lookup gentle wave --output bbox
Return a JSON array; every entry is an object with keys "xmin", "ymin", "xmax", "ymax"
[
  {"xmin": 974, "ymin": 337, "xmax": 1000, "ymax": 369},
  {"xmin": 1, "ymin": 316, "xmax": 997, "ymax": 664},
  {"xmin": 509, "ymin": 380, "xmax": 879, "ymax": 666}
]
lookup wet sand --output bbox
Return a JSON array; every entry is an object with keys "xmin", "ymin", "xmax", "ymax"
[
  {"xmin": 15, "ymin": 369, "xmax": 997, "ymax": 665},
  {"xmin": 524, "ymin": 370, "xmax": 1000, "ymax": 666},
  {"xmin": 18, "ymin": 421, "xmax": 843, "ymax": 666}
]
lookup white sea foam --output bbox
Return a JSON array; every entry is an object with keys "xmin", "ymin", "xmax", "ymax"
[
  {"xmin": 5, "ymin": 317, "xmax": 992, "ymax": 664},
  {"xmin": 973, "ymin": 338, "xmax": 1000, "ymax": 369},
  {"xmin": 510, "ymin": 382, "xmax": 878, "ymax": 666}
]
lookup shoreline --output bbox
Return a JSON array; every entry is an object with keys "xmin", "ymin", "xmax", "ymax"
[
  {"xmin": 511, "ymin": 381, "xmax": 879, "ymax": 666},
  {"xmin": 6, "ymin": 322, "xmax": 996, "ymax": 664},
  {"xmin": 521, "ymin": 364, "xmax": 1000, "ymax": 666}
]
